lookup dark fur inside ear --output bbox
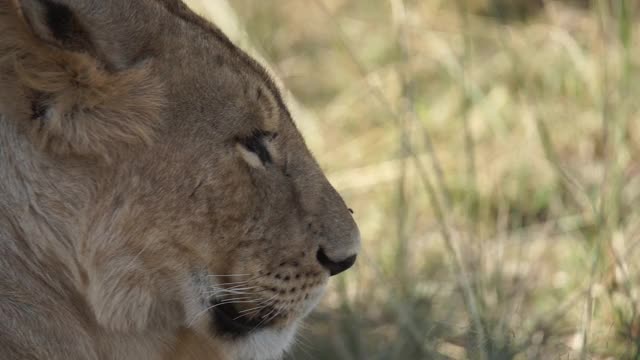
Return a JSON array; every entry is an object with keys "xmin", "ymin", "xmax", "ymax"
[{"xmin": 42, "ymin": 0, "xmax": 88, "ymax": 49}]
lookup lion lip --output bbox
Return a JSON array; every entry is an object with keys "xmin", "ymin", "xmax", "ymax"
[{"xmin": 210, "ymin": 301, "xmax": 269, "ymax": 336}]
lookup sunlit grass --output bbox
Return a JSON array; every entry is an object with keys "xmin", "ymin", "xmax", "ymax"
[{"xmin": 193, "ymin": 0, "xmax": 640, "ymax": 358}]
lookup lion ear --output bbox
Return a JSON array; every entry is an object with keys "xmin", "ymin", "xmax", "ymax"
[
  {"xmin": 6, "ymin": 0, "xmax": 165, "ymax": 159},
  {"xmin": 9, "ymin": 0, "xmax": 139, "ymax": 69},
  {"xmin": 11, "ymin": 0, "xmax": 96, "ymax": 54}
]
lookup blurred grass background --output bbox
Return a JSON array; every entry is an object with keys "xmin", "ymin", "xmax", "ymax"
[{"xmin": 187, "ymin": 0, "xmax": 640, "ymax": 358}]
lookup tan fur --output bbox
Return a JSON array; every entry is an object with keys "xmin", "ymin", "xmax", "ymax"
[
  {"xmin": 0, "ymin": 0, "xmax": 359, "ymax": 359},
  {"xmin": 169, "ymin": 329, "xmax": 226, "ymax": 360}
]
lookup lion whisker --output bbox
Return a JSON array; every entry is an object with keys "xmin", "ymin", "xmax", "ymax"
[
  {"xmin": 265, "ymin": 305, "xmax": 284, "ymax": 324},
  {"xmin": 233, "ymin": 302, "xmax": 274, "ymax": 321},
  {"xmin": 206, "ymin": 274, "xmax": 251, "ymax": 278},
  {"xmin": 187, "ymin": 296, "xmax": 261, "ymax": 327},
  {"xmin": 215, "ymin": 299, "xmax": 260, "ymax": 306},
  {"xmin": 205, "ymin": 288, "xmax": 249, "ymax": 295},
  {"xmin": 259, "ymin": 305, "xmax": 279, "ymax": 322},
  {"xmin": 207, "ymin": 274, "xmax": 267, "ymax": 286},
  {"xmin": 219, "ymin": 283, "xmax": 259, "ymax": 290},
  {"xmin": 250, "ymin": 305, "xmax": 281, "ymax": 331},
  {"xmin": 206, "ymin": 274, "xmax": 267, "ymax": 289},
  {"xmin": 220, "ymin": 286, "xmax": 261, "ymax": 292},
  {"xmin": 205, "ymin": 286, "xmax": 262, "ymax": 296},
  {"xmin": 236, "ymin": 295, "xmax": 277, "ymax": 315},
  {"xmin": 217, "ymin": 295, "xmax": 255, "ymax": 301},
  {"xmin": 230, "ymin": 295, "xmax": 279, "ymax": 325},
  {"xmin": 208, "ymin": 280, "xmax": 251, "ymax": 287},
  {"xmin": 242, "ymin": 295, "xmax": 277, "ymax": 310}
]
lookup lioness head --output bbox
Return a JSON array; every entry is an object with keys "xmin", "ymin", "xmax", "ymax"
[{"xmin": 0, "ymin": 0, "xmax": 359, "ymax": 358}]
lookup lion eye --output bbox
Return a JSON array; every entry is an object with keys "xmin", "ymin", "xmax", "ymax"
[{"xmin": 237, "ymin": 130, "xmax": 276, "ymax": 165}]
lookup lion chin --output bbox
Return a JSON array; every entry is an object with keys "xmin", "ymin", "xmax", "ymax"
[{"xmin": 0, "ymin": 0, "xmax": 359, "ymax": 359}]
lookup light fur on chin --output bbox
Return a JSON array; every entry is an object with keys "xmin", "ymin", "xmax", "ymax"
[
  {"xmin": 168, "ymin": 325, "xmax": 297, "ymax": 360},
  {"xmin": 232, "ymin": 325, "xmax": 298, "ymax": 360}
]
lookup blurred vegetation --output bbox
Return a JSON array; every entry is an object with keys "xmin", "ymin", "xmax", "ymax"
[{"xmin": 193, "ymin": 0, "xmax": 640, "ymax": 358}]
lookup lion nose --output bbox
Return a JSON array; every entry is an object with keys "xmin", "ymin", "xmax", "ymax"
[{"xmin": 316, "ymin": 247, "xmax": 357, "ymax": 276}]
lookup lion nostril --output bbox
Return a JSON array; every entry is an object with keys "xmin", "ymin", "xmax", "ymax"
[{"xmin": 316, "ymin": 247, "xmax": 357, "ymax": 276}]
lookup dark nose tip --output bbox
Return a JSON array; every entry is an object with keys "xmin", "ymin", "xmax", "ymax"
[{"xmin": 316, "ymin": 248, "xmax": 357, "ymax": 276}]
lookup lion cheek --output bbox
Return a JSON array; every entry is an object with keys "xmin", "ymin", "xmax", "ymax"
[
  {"xmin": 85, "ymin": 258, "xmax": 183, "ymax": 333},
  {"xmin": 88, "ymin": 278, "xmax": 155, "ymax": 333}
]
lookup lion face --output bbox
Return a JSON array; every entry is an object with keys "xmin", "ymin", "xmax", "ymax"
[{"xmin": 0, "ymin": 0, "xmax": 359, "ymax": 358}]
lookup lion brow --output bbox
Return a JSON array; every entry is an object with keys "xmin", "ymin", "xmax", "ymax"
[{"xmin": 152, "ymin": 0, "xmax": 292, "ymax": 123}]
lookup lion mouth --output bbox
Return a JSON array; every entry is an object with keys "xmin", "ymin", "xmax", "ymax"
[{"xmin": 209, "ymin": 300, "xmax": 272, "ymax": 336}]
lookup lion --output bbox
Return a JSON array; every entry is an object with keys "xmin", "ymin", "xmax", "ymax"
[{"xmin": 0, "ymin": 0, "xmax": 360, "ymax": 359}]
